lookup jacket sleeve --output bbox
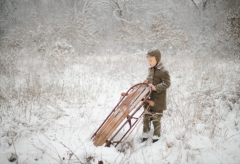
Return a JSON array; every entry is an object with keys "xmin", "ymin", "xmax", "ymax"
[{"xmin": 155, "ymin": 70, "xmax": 171, "ymax": 93}]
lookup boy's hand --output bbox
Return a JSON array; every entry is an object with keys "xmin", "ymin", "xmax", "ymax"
[
  {"xmin": 148, "ymin": 84, "xmax": 156, "ymax": 91},
  {"xmin": 143, "ymin": 79, "xmax": 148, "ymax": 83},
  {"xmin": 121, "ymin": 92, "xmax": 127, "ymax": 96}
]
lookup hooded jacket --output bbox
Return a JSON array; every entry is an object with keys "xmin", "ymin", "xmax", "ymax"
[{"xmin": 147, "ymin": 62, "xmax": 171, "ymax": 113}]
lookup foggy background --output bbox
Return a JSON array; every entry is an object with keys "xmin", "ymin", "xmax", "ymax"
[{"xmin": 1, "ymin": 0, "xmax": 239, "ymax": 56}]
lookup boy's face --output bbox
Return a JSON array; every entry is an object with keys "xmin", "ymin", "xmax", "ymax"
[{"xmin": 147, "ymin": 56, "xmax": 157, "ymax": 67}]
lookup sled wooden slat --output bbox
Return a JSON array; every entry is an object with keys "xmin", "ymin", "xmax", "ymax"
[{"xmin": 91, "ymin": 83, "xmax": 152, "ymax": 147}]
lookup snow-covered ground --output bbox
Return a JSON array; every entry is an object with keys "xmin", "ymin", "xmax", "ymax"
[
  {"xmin": 1, "ymin": 0, "xmax": 240, "ymax": 163},
  {"xmin": 0, "ymin": 49, "xmax": 240, "ymax": 163}
]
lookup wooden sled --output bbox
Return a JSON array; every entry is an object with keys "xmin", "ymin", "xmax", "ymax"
[{"xmin": 91, "ymin": 83, "xmax": 154, "ymax": 147}]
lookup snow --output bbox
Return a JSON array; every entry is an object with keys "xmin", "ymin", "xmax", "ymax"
[
  {"xmin": 1, "ymin": 0, "xmax": 240, "ymax": 163},
  {"xmin": 1, "ymin": 52, "xmax": 239, "ymax": 164}
]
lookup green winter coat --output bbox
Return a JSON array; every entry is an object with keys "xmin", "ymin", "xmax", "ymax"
[{"xmin": 147, "ymin": 62, "xmax": 171, "ymax": 113}]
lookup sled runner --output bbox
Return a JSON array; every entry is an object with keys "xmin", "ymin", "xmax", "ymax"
[{"xmin": 91, "ymin": 83, "xmax": 154, "ymax": 147}]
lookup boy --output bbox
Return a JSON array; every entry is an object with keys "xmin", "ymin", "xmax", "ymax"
[{"xmin": 142, "ymin": 49, "xmax": 171, "ymax": 143}]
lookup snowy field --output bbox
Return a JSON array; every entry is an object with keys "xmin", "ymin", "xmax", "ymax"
[
  {"xmin": 1, "ymin": 49, "xmax": 240, "ymax": 164},
  {"xmin": 0, "ymin": 0, "xmax": 240, "ymax": 164}
]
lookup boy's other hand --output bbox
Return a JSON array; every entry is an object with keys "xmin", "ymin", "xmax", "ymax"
[
  {"xmin": 143, "ymin": 79, "xmax": 148, "ymax": 83},
  {"xmin": 148, "ymin": 84, "xmax": 156, "ymax": 91}
]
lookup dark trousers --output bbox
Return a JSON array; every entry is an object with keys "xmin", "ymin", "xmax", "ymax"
[{"xmin": 143, "ymin": 113, "xmax": 162, "ymax": 137}]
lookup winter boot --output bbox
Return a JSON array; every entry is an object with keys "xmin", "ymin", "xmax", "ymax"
[
  {"xmin": 152, "ymin": 139, "xmax": 158, "ymax": 143},
  {"xmin": 152, "ymin": 135, "xmax": 160, "ymax": 143},
  {"xmin": 142, "ymin": 138, "xmax": 148, "ymax": 142}
]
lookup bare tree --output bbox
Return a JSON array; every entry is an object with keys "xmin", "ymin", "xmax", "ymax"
[
  {"xmin": 100, "ymin": 0, "xmax": 136, "ymax": 23},
  {"xmin": 191, "ymin": 0, "xmax": 208, "ymax": 10}
]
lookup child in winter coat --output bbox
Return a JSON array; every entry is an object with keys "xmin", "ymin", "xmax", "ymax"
[{"xmin": 142, "ymin": 49, "xmax": 171, "ymax": 143}]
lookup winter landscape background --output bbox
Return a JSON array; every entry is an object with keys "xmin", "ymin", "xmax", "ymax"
[{"xmin": 0, "ymin": 0, "xmax": 240, "ymax": 163}]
